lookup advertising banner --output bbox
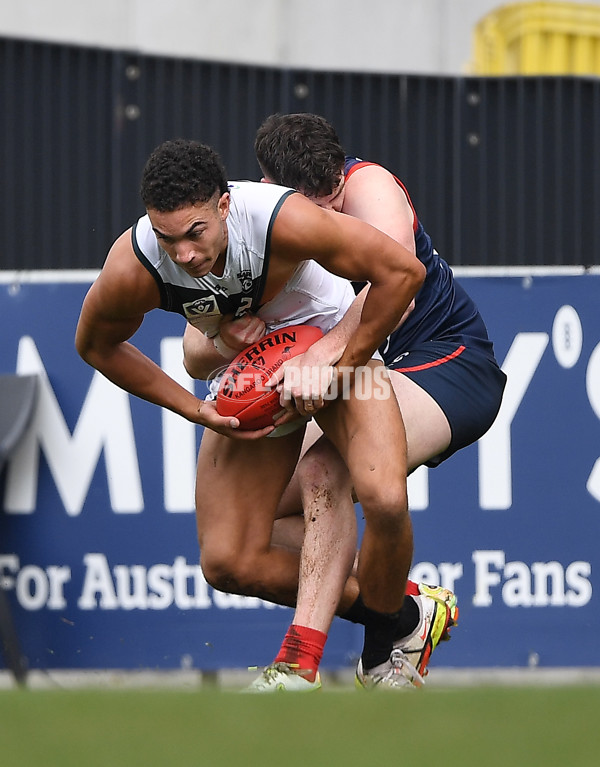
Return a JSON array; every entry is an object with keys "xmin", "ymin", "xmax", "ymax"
[{"xmin": 0, "ymin": 271, "xmax": 598, "ymax": 672}]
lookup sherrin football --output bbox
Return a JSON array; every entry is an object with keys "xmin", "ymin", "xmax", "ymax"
[{"xmin": 216, "ymin": 324, "xmax": 324, "ymax": 430}]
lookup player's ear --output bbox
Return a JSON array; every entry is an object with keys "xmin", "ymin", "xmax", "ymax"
[{"xmin": 218, "ymin": 192, "xmax": 230, "ymax": 219}]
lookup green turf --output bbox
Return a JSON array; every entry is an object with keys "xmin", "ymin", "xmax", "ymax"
[{"xmin": 1, "ymin": 685, "xmax": 599, "ymax": 766}]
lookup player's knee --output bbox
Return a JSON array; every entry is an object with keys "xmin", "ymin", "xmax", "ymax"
[
  {"xmin": 200, "ymin": 547, "xmax": 265, "ymax": 597},
  {"xmin": 201, "ymin": 547, "xmax": 247, "ymax": 594},
  {"xmin": 297, "ymin": 443, "xmax": 351, "ymax": 495},
  {"xmin": 359, "ymin": 484, "xmax": 409, "ymax": 534},
  {"xmin": 200, "ymin": 550, "xmax": 235, "ymax": 593}
]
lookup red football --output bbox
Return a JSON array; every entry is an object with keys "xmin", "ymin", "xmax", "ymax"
[{"xmin": 216, "ymin": 324, "xmax": 324, "ymax": 430}]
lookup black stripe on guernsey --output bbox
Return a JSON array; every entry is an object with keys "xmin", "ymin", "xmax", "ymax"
[
  {"xmin": 254, "ymin": 189, "xmax": 296, "ymax": 310},
  {"xmin": 131, "ymin": 223, "xmax": 171, "ymax": 310}
]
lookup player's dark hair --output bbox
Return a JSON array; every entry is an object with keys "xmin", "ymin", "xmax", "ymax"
[
  {"xmin": 140, "ymin": 139, "xmax": 229, "ymax": 211},
  {"xmin": 254, "ymin": 113, "xmax": 345, "ymax": 197}
]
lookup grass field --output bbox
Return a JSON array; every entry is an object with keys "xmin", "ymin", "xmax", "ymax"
[{"xmin": 1, "ymin": 683, "xmax": 600, "ymax": 767}]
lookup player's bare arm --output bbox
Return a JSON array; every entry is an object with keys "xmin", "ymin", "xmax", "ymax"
[
  {"xmin": 293, "ymin": 285, "xmax": 412, "ymax": 370},
  {"xmin": 181, "ymin": 325, "xmax": 223, "ymax": 379},
  {"xmin": 182, "ymin": 314, "xmax": 267, "ymax": 380},
  {"xmin": 302, "ymin": 168, "xmax": 418, "ymax": 360},
  {"xmin": 270, "ymin": 193, "xmax": 425, "ymax": 369},
  {"xmin": 76, "ymin": 231, "xmax": 273, "ymax": 439},
  {"xmin": 337, "ymin": 164, "xmax": 417, "ymax": 255}
]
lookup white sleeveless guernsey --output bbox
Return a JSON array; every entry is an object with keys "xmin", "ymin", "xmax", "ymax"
[{"xmin": 132, "ymin": 180, "xmax": 355, "ymax": 338}]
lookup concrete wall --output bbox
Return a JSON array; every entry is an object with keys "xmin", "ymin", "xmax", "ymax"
[{"xmin": 1, "ymin": 0, "xmax": 598, "ymax": 75}]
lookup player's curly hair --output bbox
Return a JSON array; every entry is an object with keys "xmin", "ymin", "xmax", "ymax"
[
  {"xmin": 254, "ymin": 113, "xmax": 345, "ymax": 197},
  {"xmin": 140, "ymin": 139, "xmax": 229, "ymax": 211}
]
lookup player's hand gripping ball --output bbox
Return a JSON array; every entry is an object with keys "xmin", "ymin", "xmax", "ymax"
[{"xmin": 216, "ymin": 324, "xmax": 324, "ymax": 430}]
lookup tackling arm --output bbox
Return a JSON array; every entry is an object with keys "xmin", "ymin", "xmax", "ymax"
[{"xmin": 271, "ymin": 195, "xmax": 425, "ymax": 369}]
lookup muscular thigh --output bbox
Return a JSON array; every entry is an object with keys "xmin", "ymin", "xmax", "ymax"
[
  {"xmin": 389, "ymin": 371, "xmax": 451, "ymax": 472},
  {"xmin": 195, "ymin": 427, "xmax": 305, "ymax": 553},
  {"xmin": 316, "ymin": 361, "xmax": 407, "ymax": 501}
]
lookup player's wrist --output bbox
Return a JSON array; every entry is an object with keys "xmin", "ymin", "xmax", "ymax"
[{"xmin": 212, "ymin": 333, "xmax": 240, "ymax": 360}]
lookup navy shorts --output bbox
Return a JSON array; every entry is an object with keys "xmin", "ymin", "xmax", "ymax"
[{"xmin": 388, "ymin": 340, "xmax": 507, "ymax": 468}]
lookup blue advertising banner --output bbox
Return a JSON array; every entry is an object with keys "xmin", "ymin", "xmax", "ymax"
[{"xmin": 0, "ymin": 270, "xmax": 598, "ymax": 672}]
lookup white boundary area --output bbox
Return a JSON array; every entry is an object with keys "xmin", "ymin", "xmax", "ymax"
[
  {"xmin": 1, "ymin": 266, "xmax": 600, "ymax": 286},
  {"xmin": 0, "ymin": 270, "xmax": 100, "ymax": 284},
  {"xmin": 2, "ymin": 667, "xmax": 600, "ymax": 691}
]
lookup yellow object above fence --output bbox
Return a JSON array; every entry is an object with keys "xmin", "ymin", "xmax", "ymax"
[{"xmin": 472, "ymin": 1, "xmax": 600, "ymax": 75}]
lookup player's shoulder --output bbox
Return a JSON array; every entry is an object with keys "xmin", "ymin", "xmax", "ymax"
[
  {"xmin": 346, "ymin": 160, "xmax": 407, "ymax": 204},
  {"xmin": 104, "ymin": 225, "xmax": 155, "ymax": 288},
  {"xmin": 108, "ymin": 226, "xmax": 137, "ymax": 261},
  {"xmin": 346, "ymin": 159, "xmax": 399, "ymax": 187},
  {"xmin": 95, "ymin": 243, "xmax": 160, "ymax": 314},
  {"xmin": 228, "ymin": 181, "xmax": 301, "ymax": 235},
  {"xmin": 228, "ymin": 179, "xmax": 295, "ymax": 207}
]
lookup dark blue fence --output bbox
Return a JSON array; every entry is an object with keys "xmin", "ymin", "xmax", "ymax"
[{"xmin": 1, "ymin": 36, "xmax": 599, "ymax": 269}]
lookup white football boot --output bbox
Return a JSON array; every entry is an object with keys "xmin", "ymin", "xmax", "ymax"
[
  {"xmin": 393, "ymin": 584, "xmax": 459, "ymax": 676},
  {"xmin": 355, "ymin": 649, "xmax": 425, "ymax": 690},
  {"xmin": 245, "ymin": 662, "xmax": 322, "ymax": 693}
]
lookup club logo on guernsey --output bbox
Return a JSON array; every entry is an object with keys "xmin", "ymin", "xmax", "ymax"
[
  {"xmin": 237, "ymin": 270, "xmax": 253, "ymax": 292},
  {"xmin": 184, "ymin": 296, "xmax": 218, "ymax": 316}
]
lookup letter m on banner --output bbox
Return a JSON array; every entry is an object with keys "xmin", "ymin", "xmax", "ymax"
[{"xmin": 4, "ymin": 337, "xmax": 143, "ymax": 515}]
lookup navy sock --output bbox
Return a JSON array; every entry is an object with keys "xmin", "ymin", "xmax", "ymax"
[
  {"xmin": 360, "ymin": 605, "xmax": 403, "ymax": 670},
  {"xmin": 341, "ymin": 594, "xmax": 369, "ymax": 624},
  {"xmin": 393, "ymin": 594, "xmax": 420, "ymax": 639},
  {"xmin": 342, "ymin": 593, "xmax": 420, "ymax": 637}
]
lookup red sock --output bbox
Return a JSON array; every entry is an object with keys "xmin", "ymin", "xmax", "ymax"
[
  {"xmin": 405, "ymin": 579, "xmax": 420, "ymax": 596},
  {"xmin": 274, "ymin": 625, "xmax": 327, "ymax": 683}
]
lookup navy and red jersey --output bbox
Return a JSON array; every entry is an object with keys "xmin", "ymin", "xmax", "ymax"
[{"xmin": 344, "ymin": 157, "xmax": 495, "ymax": 364}]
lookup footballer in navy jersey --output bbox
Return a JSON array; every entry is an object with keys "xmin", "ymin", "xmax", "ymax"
[
  {"xmin": 342, "ymin": 158, "xmax": 505, "ymax": 464},
  {"xmin": 345, "ymin": 158, "xmax": 493, "ymax": 361}
]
